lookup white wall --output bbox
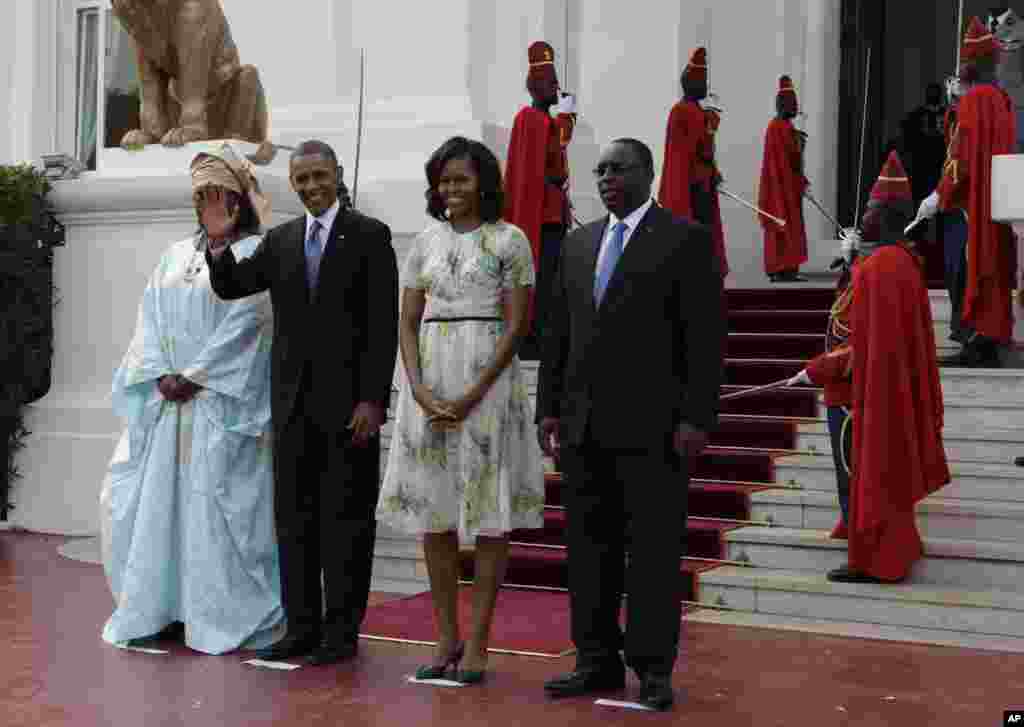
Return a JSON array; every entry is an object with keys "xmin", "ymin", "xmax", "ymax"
[{"xmin": 562, "ymin": 0, "xmax": 842, "ymax": 287}]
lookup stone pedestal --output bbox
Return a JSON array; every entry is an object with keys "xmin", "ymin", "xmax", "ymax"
[
  {"xmin": 11, "ymin": 142, "xmax": 293, "ymax": 535},
  {"xmin": 989, "ymin": 154, "xmax": 1024, "ymax": 345}
]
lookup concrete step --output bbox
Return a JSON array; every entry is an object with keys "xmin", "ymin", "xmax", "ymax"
[
  {"xmin": 937, "ymin": 368, "xmax": 1024, "ymax": 406},
  {"xmin": 774, "ymin": 455, "xmax": 1024, "ymax": 503},
  {"xmin": 793, "ymin": 420, "xmax": 1024, "ymax": 466},
  {"xmin": 722, "ymin": 526, "xmax": 1024, "ymax": 591},
  {"xmin": 696, "ymin": 565, "xmax": 1024, "ymax": 641},
  {"xmin": 749, "ymin": 488, "xmax": 1024, "ymax": 542},
  {"xmin": 686, "ymin": 607, "xmax": 1024, "ymax": 654}
]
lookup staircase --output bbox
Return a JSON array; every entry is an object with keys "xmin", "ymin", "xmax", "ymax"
[
  {"xmin": 691, "ymin": 293, "xmax": 1024, "ymax": 653},
  {"xmin": 373, "ymin": 286, "xmax": 1024, "ymax": 653}
]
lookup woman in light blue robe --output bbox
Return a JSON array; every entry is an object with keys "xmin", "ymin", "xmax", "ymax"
[{"xmin": 99, "ymin": 146, "xmax": 282, "ymax": 654}]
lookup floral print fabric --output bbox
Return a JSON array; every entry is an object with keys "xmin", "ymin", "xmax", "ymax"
[{"xmin": 377, "ymin": 221, "xmax": 545, "ymax": 540}]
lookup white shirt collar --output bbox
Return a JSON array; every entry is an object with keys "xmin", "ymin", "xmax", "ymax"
[
  {"xmin": 607, "ymin": 198, "xmax": 654, "ymax": 247},
  {"xmin": 305, "ymin": 199, "xmax": 341, "ymax": 248}
]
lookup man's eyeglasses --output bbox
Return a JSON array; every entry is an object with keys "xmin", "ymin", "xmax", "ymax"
[{"xmin": 591, "ymin": 162, "xmax": 644, "ymax": 179}]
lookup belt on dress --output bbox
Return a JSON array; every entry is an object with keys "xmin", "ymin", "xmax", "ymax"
[{"xmin": 422, "ymin": 317, "xmax": 503, "ymax": 323}]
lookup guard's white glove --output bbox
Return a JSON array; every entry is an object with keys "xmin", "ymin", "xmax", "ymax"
[
  {"xmin": 917, "ymin": 191, "xmax": 940, "ymax": 221},
  {"xmin": 839, "ymin": 227, "xmax": 861, "ymax": 262},
  {"xmin": 554, "ymin": 93, "xmax": 576, "ymax": 115},
  {"xmin": 787, "ymin": 369, "xmax": 812, "ymax": 387}
]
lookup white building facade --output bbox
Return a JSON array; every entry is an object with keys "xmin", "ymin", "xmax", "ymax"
[{"xmin": 1, "ymin": 0, "xmax": 843, "ymax": 534}]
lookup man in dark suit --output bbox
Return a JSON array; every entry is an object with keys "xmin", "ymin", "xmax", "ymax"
[
  {"xmin": 537, "ymin": 138, "xmax": 725, "ymax": 710},
  {"xmin": 206, "ymin": 140, "xmax": 399, "ymax": 664}
]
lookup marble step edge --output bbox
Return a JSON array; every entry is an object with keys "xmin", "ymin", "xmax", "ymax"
[
  {"xmin": 794, "ymin": 430, "xmax": 1023, "ymax": 467},
  {"xmin": 685, "ymin": 607, "xmax": 1024, "ymax": 654},
  {"xmin": 774, "ymin": 454, "xmax": 1023, "ymax": 480},
  {"xmin": 750, "ymin": 487, "xmax": 1024, "ymax": 522},
  {"xmin": 699, "ymin": 565, "xmax": 1024, "ymax": 613},
  {"xmin": 723, "ymin": 526, "xmax": 1024, "ymax": 565}
]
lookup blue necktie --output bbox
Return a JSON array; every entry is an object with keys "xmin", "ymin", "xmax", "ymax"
[
  {"xmin": 305, "ymin": 219, "xmax": 323, "ymax": 291},
  {"xmin": 594, "ymin": 221, "xmax": 627, "ymax": 306}
]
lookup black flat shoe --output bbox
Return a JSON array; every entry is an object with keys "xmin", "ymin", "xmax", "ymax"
[
  {"xmin": 638, "ymin": 674, "xmax": 674, "ymax": 711},
  {"xmin": 415, "ymin": 642, "xmax": 465, "ymax": 680},
  {"xmin": 124, "ymin": 621, "xmax": 185, "ymax": 647},
  {"xmin": 251, "ymin": 635, "xmax": 319, "ymax": 662},
  {"xmin": 826, "ymin": 565, "xmax": 897, "ymax": 584},
  {"xmin": 544, "ymin": 665, "xmax": 625, "ymax": 698},
  {"xmin": 307, "ymin": 639, "xmax": 359, "ymax": 666}
]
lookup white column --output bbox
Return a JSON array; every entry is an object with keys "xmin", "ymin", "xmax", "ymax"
[{"xmin": 3, "ymin": 0, "xmax": 59, "ymax": 165}]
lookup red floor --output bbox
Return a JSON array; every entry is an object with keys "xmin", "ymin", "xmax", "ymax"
[{"xmin": 3, "ymin": 531, "xmax": 1023, "ymax": 726}]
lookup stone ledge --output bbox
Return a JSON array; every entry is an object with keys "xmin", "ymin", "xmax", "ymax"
[
  {"xmin": 698, "ymin": 566, "xmax": 1024, "ymax": 637},
  {"xmin": 722, "ymin": 526, "xmax": 1024, "ymax": 591},
  {"xmin": 750, "ymin": 488, "xmax": 1024, "ymax": 541},
  {"xmin": 689, "ymin": 588, "xmax": 1024, "ymax": 651},
  {"xmin": 701, "ymin": 565, "xmax": 1024, "ymax": 611}
]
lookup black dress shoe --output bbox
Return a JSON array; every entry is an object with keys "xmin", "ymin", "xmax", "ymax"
[
  {"xmin": 251, "ymin": 635, "xmax": 319, "ymax": 662},
  {"xmin": 826, "ymin": 565, "xmax": 895, "ymax": 584},
  {"xmin": 937, "ymin": 349, "xmax": 969, "ymax": 367},
  {"xmin": 638, "ymin": 674, "xmax": 675, "ymax": 711},
  {"xmin": 544, "ymin": 665, "xmax": 626, "ymax": 698},
  {"xmin": 307, "ymin": 639, "xmax": 359, "ymax": 666}
]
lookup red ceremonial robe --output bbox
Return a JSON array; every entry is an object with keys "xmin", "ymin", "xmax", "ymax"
[
  {"xmin": 937, "ymin": 84, "xmax": 1017, "ymax": 342},
  {"xmin": 504, "ymin": 106, "xmax": 567, "ymax": 327},
  {"xmin": 848, "ymin": 244, "xmax": 950, "ymax": 581},
  {"xmin": 658, "ymin": 100, "xmax": 729, "ymax": 276},
  {"xmin": 758, "ymin": 118, "xmax": 808, "ymax": 274}
]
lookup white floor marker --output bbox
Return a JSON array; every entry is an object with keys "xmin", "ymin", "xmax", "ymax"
[
  {"xmin": 114, "ymin": 644, "xmax": 170, "ymax": 655},
  {"xmin": 594, "ymin": 698, "xmax": 655, "ymax": 711},
  {"xmin": 407, "ymin": 676, "xmax": 465, "ymax": 687},
  {"xmin": 243, "ymin": 658, "xmax": 302, "ymax": 671}
]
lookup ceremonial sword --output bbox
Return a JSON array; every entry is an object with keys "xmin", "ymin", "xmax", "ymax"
[
  {"xmin": 718, "ymin": 185, "xmax": 786, "ymax": 228},
  {"xmin": 351, "ymin": 48, "xmax": 367, "ymax": 210},
  {"xmin": 719, "ymin": 377, "xmax": 800, "ymax": 402}
]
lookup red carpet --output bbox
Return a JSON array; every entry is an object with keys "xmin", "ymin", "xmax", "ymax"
[{"xmin": 360, "ymin": 585, "xmax": 574, "ymax": 657}]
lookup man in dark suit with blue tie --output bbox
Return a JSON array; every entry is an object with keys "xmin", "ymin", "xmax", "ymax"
[
  {"xmin": 206, "ymin": 140, "xmax": 399, "ymax": 664},
  {"xmin": 537, "ymin": 138, "xmax": 725, "ymax": 710}
]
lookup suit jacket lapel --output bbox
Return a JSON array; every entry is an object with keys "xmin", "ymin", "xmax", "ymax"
[
  {"xmin": 585, "ymin": 216, "xmax": 608, "ymax": 310},
  {"xmin": 286, "ymin": 217, "xmax": 312, "ymax": 303}
]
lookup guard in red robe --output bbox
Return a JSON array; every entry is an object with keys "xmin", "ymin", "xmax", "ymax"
[
  {"xmin": 503, "ymin": 40, "xmax": 576, "ymax": 360},
  {"xmin": 919, "ymin": 17, "xmax": 1017, "ymax": 367},
  {"xmin": 658, "ymin": 47, "xmax": 728, "ymax": 277},
  {"xmin": 758, "ymin": 75, "xmax": 808, "ymax": 282},
  {"xmin": 826, "ymin": 152, "xmax": 951, "ymax": 584}
]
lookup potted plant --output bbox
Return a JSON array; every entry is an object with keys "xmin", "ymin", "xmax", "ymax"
[{"xmin": 0, "ymin": 163, "xmax": 65, "ymax": 520}]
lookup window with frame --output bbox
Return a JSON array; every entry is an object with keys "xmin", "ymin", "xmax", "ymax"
[{"xmin": 61, "ymin": 0, "xmax": 139, "ymax": 171}]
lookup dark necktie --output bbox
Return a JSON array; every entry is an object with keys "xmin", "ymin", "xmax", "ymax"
[
  {"xmin": 305, "ymin": 219, "xmax": 323, "ymax": 291},
  {"xmin": 594, "ymin": 221, "xmax": 627, "ymax": 306}
]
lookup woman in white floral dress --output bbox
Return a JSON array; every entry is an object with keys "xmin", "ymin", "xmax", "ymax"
[{"xmin": 377, "ymin": 137, "xmax": 545, "ymax": 683}]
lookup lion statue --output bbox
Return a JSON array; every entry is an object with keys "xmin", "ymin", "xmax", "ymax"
[{"xmin": 112, "ymin": 0, "xmax": 275, "ymax": 162}]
